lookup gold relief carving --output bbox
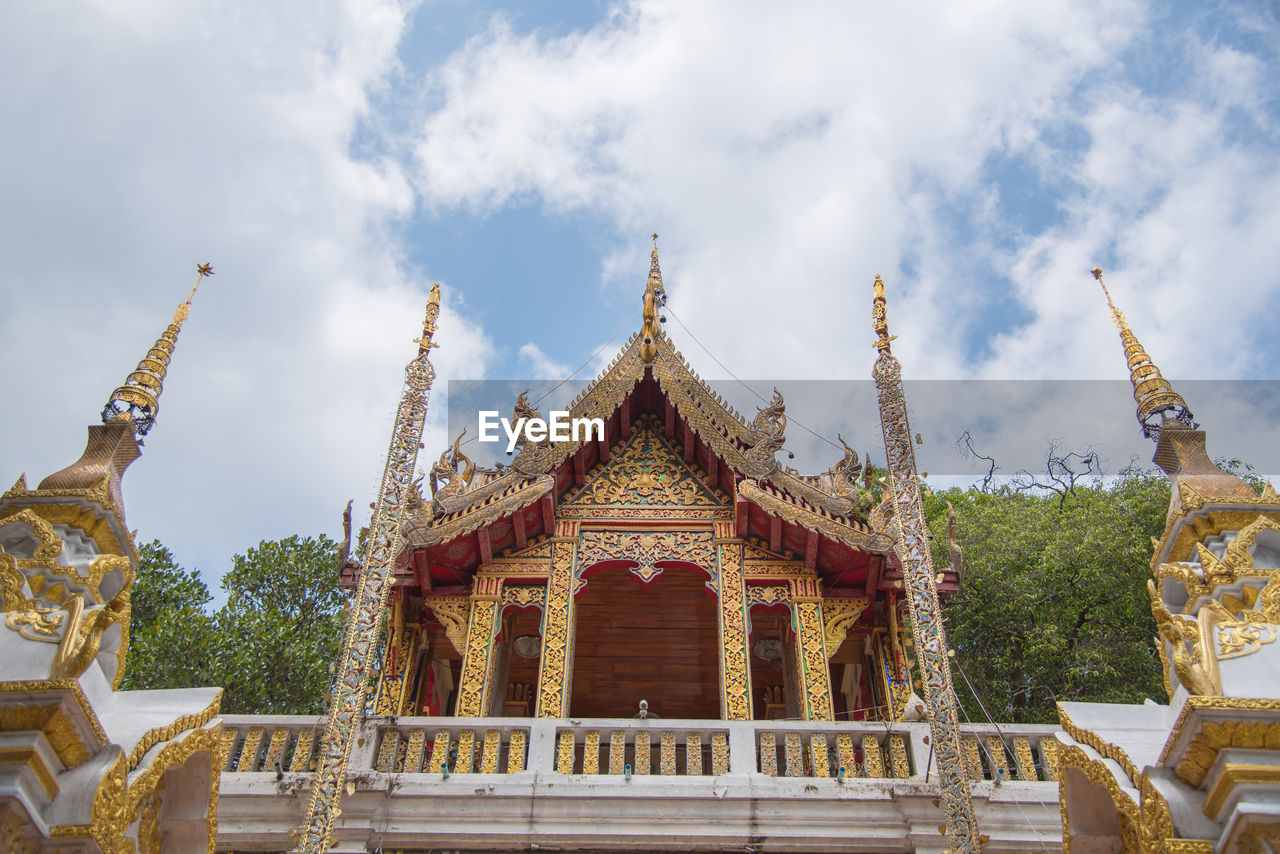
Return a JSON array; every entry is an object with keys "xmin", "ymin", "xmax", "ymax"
[
  {"xmin": 219, "ymin": 727, "xmax": 238, "ymax": 771},
  {"xmin": 126, "ymin": 691, "xmax": 221, "ymax": 771},
  {"xmin": 961, "ymin": 736, "xmax": 983, "ymax": 780},
  {"xmin": 0, "ymin": 681, "xmax": 109, "ymax": 748},
  {"xmin": 759, "ymin": 732, "xmax": 778, "ymax": 775},
  {"xmin": 0, "ymin": 702, "xmax": 92, "ymax": 767},
  {"xmin": 794, "ymin": 600, "xmax": 834, "ymax": 721},
  {"xmin": 1175, "ymin": 719, "xmax": 1280, "ymax": 787},
  {"xmin": 609, "ymin": 730, "xmax": 626, "ymax": 775},
  {"xmin": 502, "ymin": 584, "xmax": 546, "ymax": 608},
  {"xmin": 889, "ymin": 734, "xmax": 911, "ymax": 778},
  {"xmin": 822, "ymin": 597, "xmax": 869, "ymax": 659},
  {"xmin": 836, "ymin": 733, "xmax": 856, "ymax": 776},
  {"xmin": 411, "ymin": 477, "xmax": 555, "ymax": 548},
  {"xmin": 0, "ymin": 803, "xmax": 40, "ymax": 854},
  {"xmin": 635, "ymin": 730, "xmax": 651, "ymax": 774},
  {"xmin": 375, "ymin": 730, "xmax": 400, "ymax": 772},
  {"xmin": 126, "ymin": 724, "xmax": 220, "ymax": 854},
  {"xmin": 1203, "ymin": 763, "xmax": 1280, "ymax": 818},
  {"xmin": 556, "ymin": 729, "xmax": 575, "ymax": 774},
  {"xmin": 374, "ymin": 597, "xmax": 415, "ymax": 715},
  {"xmin": 563, "ymin": 417, "xmax": 724, "ymax": 510},
  {"xmin": 404, "ymin": 728, "xmax": 426, "ymax": 773},
  {"xmin": 455, "ymin": 595, "xmax": 499, "ymax": 718},
  {"xmin": 536, "ymin": 540, "xmax": 576, "ymax": 717},
  {"xmin": 480, "ymin": 729, "xmax": 501, "ymax": 773},
  {"xmin": 508, "ymin": 730, "xmax": 527, "ymax": 773},
  {"xmin": 863, "ymin": 735, "xmax": 884, "ymax": 778},
  {"xmin": 577, "ymin": 529, "xmax": 715, "ymax": 582},
  {"xmin": 0, "ymin": 744, "xmax": 58, "ymax": 799},
  {"xmin": 0, "ymin": 501, "xmax": 127, "ymax": 564},
  {"xmin": 424, "ymin": 596, "xmax": 471, "ymax": 656},
  {"xmin": 660, "ymin": 731, "xmax": 676, "ymax": 775},
  {"xmin": 428, "ymin": 730, "xmax": 450, "ymax": 773},
  {"xmin": 743, "ymin": 562, "xmax": 812, "ymax": 580},
  {"xmin": 1058, "ymin": 743, "xmax": 1139, "ymax": 853},
  {"xmin": 583, "ymin": 730, "xmax": 600, "ymax": 774},
  {"xmin": 1237, "ymin": 823, "xmax": 1280, "ymax": 854},
  {"xmin": 134, "ymin": 780, "xmax": 163, "ymax": 854},
  {"xmin": 686, "ymin": 733, "xmax": 702, "ymax": 775},
  {"xmin": 290, "ymin": 728, "xmax": 317, "ymax": 772},
  {"xmin": 239, "ymin": 727, "xmax": 264, "ymax": 772},
  {"xmin": 1041, "ymin": 736, "xmax": 1062, "ymax": 782},
  {"xmin": 263, "ymin": 728, "xmax": 288, "ymax": 770},
  {"xmin": 1149, "ymin": 581, "xmax": 1221, "ymax": 696},
  {"xmin": 746, "ymin": 584, "xmax": 788, "ymax": 606},
  {"xmin": 712, "ymin": 731, "xmax": 729, "ymax": 775},
  {"xmin": 1014, "ymin": 736, "xmax": 1037, "ymax": 781},
  {"xmin": 716, "ymin": 541, "xmax": 751, "ymax": 720},
  {"xmin": 454, "ymin": 729, "xmax": 475, "ymax": 773},
  {"xmin": 985, "ymin": 736, "xmax": 1009, "ymax": 779},
  {"xmin": 810, "ymin": 734, "xmax": 830, "ymax": 777},
  {"xmin": 1156, "ymin": 510, "xmax": 1280, "ymax": 571}
]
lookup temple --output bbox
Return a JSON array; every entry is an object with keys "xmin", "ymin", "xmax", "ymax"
[
  {"xmin": 3, "ymin": 248, "xmax": 1278, "ymax": 852},
  {"xmin": 364, "ymin": 242, "xmax": 949, "ymax": 730}
]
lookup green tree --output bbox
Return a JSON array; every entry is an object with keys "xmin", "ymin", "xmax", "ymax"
[
  {"xmin": 121, "ymin": 535, "xmax": 344, "ymax": 715},
  {"xmin": 213, "ymin": 535, "xmax": 344, "ymax": 714},
  {"xmin": 120, "ymin": 541, "xmax": 217, "ymax": 691},
  {"xmin": 923, "ymin": 466, "xmax": 1171, "ymax": 724}
]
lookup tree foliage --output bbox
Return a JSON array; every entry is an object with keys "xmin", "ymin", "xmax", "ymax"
[
  {"xmin": 122, "ymin": 535, "xmax": 343, "ymax": 714},
  {"xmin": 923, "ymin": 466, "xmax": 1171, "ymax": 724}
]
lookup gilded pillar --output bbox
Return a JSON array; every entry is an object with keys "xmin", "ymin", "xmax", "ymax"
[
  {"xmin": 715, "ymin": 521, "xmax": 751, "ymax": 720},
  {"xmin": 791, "ymin": 575, "xmax": 833, "ymax": 721},
  {"xmin": 535, "ymin": 523, "xmax": 579, "ymax": 717},
  {"xmin": 373, "ymin": 594, "xmax": 420, "ymax": 715},
  {"xmin": 455, "ymin": 573, "xmax": 502, "ymax": 717}
]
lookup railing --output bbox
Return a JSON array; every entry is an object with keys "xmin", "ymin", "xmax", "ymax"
[{"xmin": 220, "ymin": 715, "xmax": 1062, "ymax": 783}]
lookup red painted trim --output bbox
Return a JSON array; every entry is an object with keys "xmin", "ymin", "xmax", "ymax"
[
  {"xmin": 769, "ymin": 515, "xmax": 783, "ymax": 554},
  {"xmin": 804, "ymin": 529, "xmax": 819, "ymax": 569},
  {"xmin": 477, "ymin": 528, "xmax": 493, "ymax": 566},
  {"xmin": 513, "ymin": 509, "xmax": 527, "ymax": 550}
]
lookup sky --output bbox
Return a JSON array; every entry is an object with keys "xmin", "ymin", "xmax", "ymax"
[{"xmin": 2, "ymin": 0, "xmax": 1278, "ymax": 594}]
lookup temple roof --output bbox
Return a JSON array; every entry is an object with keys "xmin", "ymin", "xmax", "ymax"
[{"xmin": 399, "ymin": 245, "xmax": 901, "ymax": 589}]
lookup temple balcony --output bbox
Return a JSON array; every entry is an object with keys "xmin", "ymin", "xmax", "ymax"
[{"xmin": 216, "ymin": 715, "xmax": 1064, "ymax": 853}]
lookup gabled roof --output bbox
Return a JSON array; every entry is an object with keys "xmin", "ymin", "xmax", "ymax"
[{"xmin": 402, "ymin": 248, "xmax": 894, "ymax": 570}]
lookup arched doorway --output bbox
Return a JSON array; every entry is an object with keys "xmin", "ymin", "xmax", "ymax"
[{"xmin": 570, "ymin": 564, "xmax": 720, "ymax": 719}]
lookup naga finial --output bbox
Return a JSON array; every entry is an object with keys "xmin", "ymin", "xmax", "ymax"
[
  {"xmin": 414, "ymin": 282, "xmax": 442, "ymax": 355},
  {"xmin": 1091, "ymin": 267, "xmax": 1194, "ymax": 440},
  {"xmin": 101, "ymin": 263, "xmax": 211, "ymax": 436},
  {"xmin": 640, "ymin": 235, "xmax": 667, "ymax": 362},
  {"xmin": 872, "ymin": 274, "xmax": 898, "ymax": 353}
]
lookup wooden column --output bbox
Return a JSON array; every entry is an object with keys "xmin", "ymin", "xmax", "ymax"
[
  {"xmin": 535, "ymin": 524, "xmax": 579, "ymax": 717},
  {"xmin": 455, "ymin": 573, "xmax": 502, "ymax": 717},
  {"xmin": 714, "ymin": 521, "xmax": 751, "ymax": 720},
  {"xmin": 373, "ymin": 594, "xmax": 418, "ymax": 715},
  {"xmin": 790, "ymin": 574, "xmax": 834, "ymax": 721}
]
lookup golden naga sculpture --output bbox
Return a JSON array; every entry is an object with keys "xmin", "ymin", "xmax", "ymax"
[{"xmin": 640, "ymin": 233, "xmax": 667, "ymax": 363}]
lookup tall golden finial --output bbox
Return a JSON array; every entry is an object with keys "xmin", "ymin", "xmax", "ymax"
[
  {"xmin": 640, "ymin": 233, "xmax": 666, "ymax": 362},
  {"xmin": 101, "ymin": 263, "xmax": 212, "ymax": 436},
  {"xmin": 1091, "ymin": 267, "xmax": 1194, "ymax": 440},
  {"xmin": 414, "ymin": 282, "xmax": 442, "ymax": 356},
  {"xmin": 871, "ymin": 274, "xmax": 897, "ymax": 353}
]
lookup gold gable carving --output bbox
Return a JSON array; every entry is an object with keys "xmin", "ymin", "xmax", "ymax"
[{"xmin": 562, "ymin": 416, "xmax": 726, "ymax": 510}]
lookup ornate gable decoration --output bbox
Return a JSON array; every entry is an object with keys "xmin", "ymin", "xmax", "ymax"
[{"xmin": 560, "ymin": 415, "xmax": 728, "ymax": 517}]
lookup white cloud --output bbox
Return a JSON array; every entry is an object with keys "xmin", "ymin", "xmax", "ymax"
[
  {"xmin": 0, "ymin": 0, "xmax": 494, "ymax": 588},
  {"xmin": 517, "ymin": 342, "xmax": 570, "ymax": 380}
]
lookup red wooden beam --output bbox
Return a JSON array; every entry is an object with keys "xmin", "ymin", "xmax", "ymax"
[
  {"xmin": 664, "ymin": 399, "xmax": 675, "ymax": 439},
  {"xmin": 865, "ymin": 554, "xmax": 884, "ymax": 597},
  {"xmin": 598, "ymin": 420, "xmax": 610, "ymax": 463},
  {"xmin": 541, "ymin": 492, "xmax": 555, "ymax": 535},
  {"xmin": 707, "ymin": 455, "xmax": 718, "ymax": 489},
  {"xmin": 477, "ymin": 527, "xmax": 493, "ymax": 566},
  {"xmin": 573, "ymin": 449, "xmax": 586, "ymax": 487},
  {"xmin": 413, "ymin": 551, "xmax": 432, "ymax": 595},
  {"xmin": 683, "ymin": 422, "xmax": 694, "ymax": 463},
  {"xmin": 804, "ymin": 529, "xmax": 820, "ymax": 569},
  {"xmin": 621, "ymin": 398, "xmax": 631, "ymax": 439},
  {"xmin": 769, "ymin": 515, "xmax": 783, "ymax": 554},
  {"xmin": 735, "ymin": 492, "xmax": 749, "ymax": 539},
  {"xmin": 513, "ymin": 509, "xmax": 527, "ymax": 551}
]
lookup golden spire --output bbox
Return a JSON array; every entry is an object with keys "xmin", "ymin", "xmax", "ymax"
[
  {"xmin": 414, "ymin": 282, "xmax": 442, "ymax": 356},
  {"xmin": 640, "ymin": 233, "xmax": 667, "ymax": 362},
  {"xmin": 871, "ymin": 274, "xmax": 898, "ymax": 353},
  {"xmin": 101, "ymin": 263, "xmax": 212, "ymax": 436},
  {"xmin": 1091, "ymin": 267, "xmax": 1194, "ymax": 440}
]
